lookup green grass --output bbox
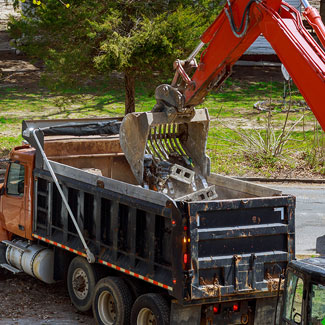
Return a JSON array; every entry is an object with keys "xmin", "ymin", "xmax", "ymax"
[{"xmin": 0, "ymin": 77, "xmax": 324, "ymax": 177}]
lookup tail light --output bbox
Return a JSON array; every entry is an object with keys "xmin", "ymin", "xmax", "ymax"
[
  {"xmin": 182, "ymin": 221, "xmax": 190, "ymax": 270},
  {"xmin": 183, "ymin": 253, "xmax": 188, "ymax": 264},
  {"xmin": 232, "ymin": 302, "xmax": 239, "ymax": 312}
]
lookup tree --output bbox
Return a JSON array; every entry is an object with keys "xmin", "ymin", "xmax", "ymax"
[{"xmin": 10, "ymin": 0, "xmax": 221, "ymax": 114}]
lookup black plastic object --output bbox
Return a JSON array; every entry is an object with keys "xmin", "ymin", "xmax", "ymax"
[{"xmin": 41, "ymin": 121, "xmax": 120, "ymax": 136}]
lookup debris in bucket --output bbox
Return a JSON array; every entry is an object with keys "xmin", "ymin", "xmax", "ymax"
[
  {"xmin": 119, "ymin": 109, "xmax": 218, "ymax": 201},
  {"xmin": 142, "ymin": 154, "xmax": 214, "ymax": 200}
]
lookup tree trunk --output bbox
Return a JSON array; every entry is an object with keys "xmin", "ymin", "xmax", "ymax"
[{"xmin": 124, "ymin": 71, "xmax": 135, "ymax": 115}]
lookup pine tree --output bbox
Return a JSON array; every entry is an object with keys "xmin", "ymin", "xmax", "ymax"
[{"xmin": 10, "ymin": 0, "xmax": 221, "ymax": 114}]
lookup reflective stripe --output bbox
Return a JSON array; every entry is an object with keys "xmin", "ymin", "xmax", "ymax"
[
  {"xmin": 32, "ymin": 234, "xmax": 87, "ymax": 257},
  {"xmin": 98, "ymin": 259, "xmax": 172, "ymax": 291},
  {"xmin": 32, "ymin": 234, "xmax": 173, "ymax": 291}
]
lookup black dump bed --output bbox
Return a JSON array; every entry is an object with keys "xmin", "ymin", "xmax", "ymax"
[
  {"xmin": 32, "ymin": 160, "xmax": 295, "ymax": 305},
  {"xmin": 23, "ymin": 117, "xmax": 295, "ymax": 305}
]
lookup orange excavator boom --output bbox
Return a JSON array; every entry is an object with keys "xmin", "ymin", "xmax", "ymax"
[
  {"xmin": 120, "ymin": 0, "xmax": 325, "ymax": 188},
  {"xmin": 170, "ymin": 0, "xmax": 325, "ymax": 131}
]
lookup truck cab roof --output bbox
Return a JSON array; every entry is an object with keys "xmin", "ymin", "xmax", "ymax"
[{"xmin": 289, "ymin": 257, "xmax": 325, "ymax": 285}]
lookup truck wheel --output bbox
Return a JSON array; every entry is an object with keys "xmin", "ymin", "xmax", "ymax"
[
  {"xmin": 67, "ymin": 256, "xmax": 98, "ymax": 312},
  {"xmin": 123, "ymin": 277, "xmax": 146, "ymax": 300},
  {"xmin": 92, "ymin": 277, "xmax": 133, "ymax": 325},
  {"xmin": 131, "ymin": 293, "xmax": 170, "ymax": 325}
]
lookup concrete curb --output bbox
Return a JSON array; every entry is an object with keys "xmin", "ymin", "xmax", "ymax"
[
  {"xmin": 233, "ymin": 176, "xmax": 325, "ymax": 184},
  {"xmin": 296, "ymin": 254, "xmax": 320, "ymax": 259}
]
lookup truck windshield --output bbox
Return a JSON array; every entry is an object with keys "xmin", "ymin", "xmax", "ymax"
[
  {"xmin": 6, "ymin": 163, "xmax": 25, "ymax": 196},
  {"xmin": 309, "ymin": 283, "xmax": 325, "ymax": 325},
  {"xmin": 283, "ymin": 271, "xmax": 304, "ymax": 324}
]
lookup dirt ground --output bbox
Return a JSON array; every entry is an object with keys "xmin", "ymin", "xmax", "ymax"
[{"xmin": 0, "ymin": 270, "xmax": 95, "ymax": 324}]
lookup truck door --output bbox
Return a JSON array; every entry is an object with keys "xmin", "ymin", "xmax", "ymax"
[
  {"xmin": 281, "ymin": 271, "xmax": 306, "ymax": 325},
  {"xmin": 2, "ymin": 162, "xmax": 26, "ymax": 238},
  {"xmin": 308, "ymin": 283, "xmax": 325, "ymax": 325}
]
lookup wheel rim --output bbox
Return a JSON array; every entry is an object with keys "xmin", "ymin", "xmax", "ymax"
[
  {"xmin": 137, "ymin": 307, "xmax": 157, "ymax": 325},
  {"xmin": 98, "ymin": 291, "xmax": 117, "ymax": 325},
  {"xmin": 72, "ymin": 267, "xmax": 89, "ymax": 300}
]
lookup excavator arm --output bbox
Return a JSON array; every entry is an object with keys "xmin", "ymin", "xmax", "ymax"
[
  {"xmin": 164, "ymin": 0, "xmax": 325, "ymax": 130},
  {"xmin": 120, "ymin": 0, "xmax": 325, "ymax": 189}
]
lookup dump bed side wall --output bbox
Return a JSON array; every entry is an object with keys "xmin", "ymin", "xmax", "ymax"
[
  {"xmin": 32, "ymin": 161, "xmax": 295, "ymax": 305},
  {"xmin": 207, "ymin": 173, "xmax": 282, "ymax": 199},
  {"xmin": 32, "ymin": 166, "xmax": 186, "ymax": 298}
]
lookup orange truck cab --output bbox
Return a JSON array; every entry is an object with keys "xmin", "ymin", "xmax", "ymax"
[{"xmin": 0, "ymin": 146, "xmax": 35, "ymax": 242}]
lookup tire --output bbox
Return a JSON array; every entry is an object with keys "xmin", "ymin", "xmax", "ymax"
[
  {"xmin": 92, "ymin": 276, "xmax": 133, "ymax": 325},
  {"xmin": 123, "ymin": 277, "xmax": 146, "ymax": 301},
  {"xmin": 131, "ymin": 293, "xmax": 170, "ymax": 325},
  {"xmin": 67, "ymin": 256, "xmax": 98, "ymax": 312}
]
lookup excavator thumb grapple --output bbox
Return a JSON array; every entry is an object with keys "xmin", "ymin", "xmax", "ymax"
[{"xmin": 119, "ymin": 108, "xmax": 214, "ymax": 200}]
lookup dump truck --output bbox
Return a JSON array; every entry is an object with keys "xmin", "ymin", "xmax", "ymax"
[{"xmin": 0, "ymin": 114, "xmax": 295, "ymax": 325}]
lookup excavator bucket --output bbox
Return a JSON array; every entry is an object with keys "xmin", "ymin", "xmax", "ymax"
[{"xmin": 119, "ymin": 109, "xmax": 212, "ymax": 199}]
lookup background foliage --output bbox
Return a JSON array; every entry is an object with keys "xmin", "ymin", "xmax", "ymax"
[{"xmin": 9, "ymin": 0, "xmax": 222, "ymax": 113}]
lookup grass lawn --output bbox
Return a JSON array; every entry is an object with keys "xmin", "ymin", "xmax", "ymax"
[{"xmin": 0, "ymin": 76, "xmax": 324, "ymax": 177}]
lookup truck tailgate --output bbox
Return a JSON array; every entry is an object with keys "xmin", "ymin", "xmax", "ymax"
[{"xmin": 187, "ymin": 195, "xmax": 295, "ymax": 300}]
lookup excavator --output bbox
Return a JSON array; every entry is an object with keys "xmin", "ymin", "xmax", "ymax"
[
  {"xmin": 120, "ymin": 0, "xmax": 325, "ymax": 195},
  {"xmin": 119, "ymin": 0, "xmax": 325, "ymax": 324}
]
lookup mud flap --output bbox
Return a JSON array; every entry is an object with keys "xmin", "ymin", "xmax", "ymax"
[
  {"xmin": 254, "ymin": 297, "xmax": 281, "ymax": 325},
  {"xmin": 170, "ymin": 301, "xmax": 201, "ymax": 325},
  {"xmin": 0, "ymin": 243, "xmax": 6, "ymax": 264}
]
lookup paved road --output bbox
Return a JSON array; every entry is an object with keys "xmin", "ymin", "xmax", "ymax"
[{"xmin": 269, "ymin": 183, "xmax": 325, "ymax": 255}]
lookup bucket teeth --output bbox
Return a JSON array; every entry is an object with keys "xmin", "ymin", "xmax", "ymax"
[
  {"xmin": 146, "ymin": 123, "xmax": 187, "ymax": 163},
  {"xmin": 173, "ymin": 124, "xmax": 186, "ymax": 157},
  {"xmin": 167, "ymin": 124, "xmax": 177, "ymax": 155},
  {"xmin": 158, "ymin": 125, "xmax": 170, "ymax": 158}
]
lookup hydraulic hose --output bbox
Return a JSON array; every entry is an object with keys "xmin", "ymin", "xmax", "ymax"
[{"xmin": 225, "ymin": 0, "xmax": 259, "ymax": 38}]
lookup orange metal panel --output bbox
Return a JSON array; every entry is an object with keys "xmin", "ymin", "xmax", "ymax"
[
  {"xmin": 1, "ymin": 146, "xmax": 35, "ymax": 240},
  {"xmin": 258, "ymin": 4, "xmax": 325, "ymax": 131},
  {"xmin": 183, "ymin": 0, "xmax": 325, "ymax": 131}
]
